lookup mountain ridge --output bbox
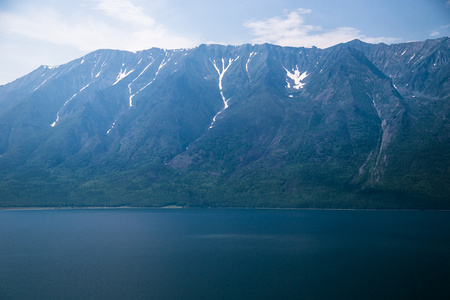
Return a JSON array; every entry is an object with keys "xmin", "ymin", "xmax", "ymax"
[{"xmin": 0, "ymin": 38, "xmax": 449, "ymax": 208}]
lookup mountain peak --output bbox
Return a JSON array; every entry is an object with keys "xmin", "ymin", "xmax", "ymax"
[{"xmin": 0, "ymin": 38, "xmax": 449, "ymax": 208}]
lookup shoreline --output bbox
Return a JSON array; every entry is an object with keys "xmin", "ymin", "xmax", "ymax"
[{"xmin": 1, "ymin": 206, "xmax": 449, "ymax": 212}]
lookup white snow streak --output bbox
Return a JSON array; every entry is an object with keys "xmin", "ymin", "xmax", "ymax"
[
  {"xmin": 113, "ymin": 67, "xmax": 135, "ymax": 85},
  {"xmin": 129, "ymin": 95, "xmax": 135, "ymax": 107},
  {"xmin": 80, "ymin": 59, "xmax": 85, "ymax": 64},
  {"xmin": 62, "ymin": 84, "xmax": 90, "ymax": 107},
  {"xmin": 95, "ymin": 61, "xmax": 107, "ymax": 78},
  {"xmin": 91, "ymin": 57, "xmax": 101, "ymax": 78},
  {"xmin": 50, "ymin": 115, "xmax": 59, "ymax": 128},
  {"xmin": 408, "ymin": 54, "xmax": 416, "ymax": 62},
  {"xmin": 414, "ymin": 55, "xmax": 425, "ymax": 64},
  {"xmin": 107, "ymin": 121, "xmax": 116, "ymax": 135},
  {"xmin": 33, "ymin": 72, "xmax": 57, "ymax": 92},
  {"xmin": 129, "ymin": 58, "xmax": 170, "ymax": 107},
  {"xmin": 284, "ymin": 66, "xmax": 308, "ymax": 89},
  {"xmin": 209, "ymin": 56, "xmax": 239, "ymax": 129},
  {"xmin": 50, "ymin": 83, "xmax": 90, "ymax": 127},
  {"xmin": 400, "ymin": 50, "xmax": 406, "ymax": 56},
  {"xmin": 127, "ymin": 59, "xmax": 155, "ymax": 107},
  {"xmin": 371, "ymin": 98, "xmax": 389, "ymax": 176},
  {"xmin": 246, "ymin": 52, "xmax": 256, "ymax": 80}
]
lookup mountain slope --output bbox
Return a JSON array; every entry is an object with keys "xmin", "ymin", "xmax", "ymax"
[{"xmin": 0, "ymin": 38, "xmax": 449, "ymax": 208}]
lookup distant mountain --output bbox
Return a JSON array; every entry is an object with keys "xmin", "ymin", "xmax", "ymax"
[{"xmin": 0, "ymin": 37, "xmax": 449, "ymax": 208}]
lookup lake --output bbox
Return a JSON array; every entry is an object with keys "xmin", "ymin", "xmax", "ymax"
[{"xmin": 1, "ymin": 208, "xmax": 449, "ymax": 299}]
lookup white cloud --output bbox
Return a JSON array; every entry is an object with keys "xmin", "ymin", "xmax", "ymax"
[
  {"xmin": 430, "ymin": 24, "xmax": 450, "ymax": 37},
  {"xmin": 430, "ymin": 31, "xmax": 440, "ymax": 37},
  {"xmin": 91, "ymin": 0, "xmax": 155, "ymax": 27},
  {"xmin": 0, "ymin": 1, "xmax": 197, "ymax": 52},
  {"xmin": 244, "ymin": 9, "xmax": 399, "ymax": 48}
]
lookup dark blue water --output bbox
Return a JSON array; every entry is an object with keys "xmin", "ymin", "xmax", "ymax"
[{"xmin": 1, "ymin": 209, "xmax": 449, "ymax": 299}]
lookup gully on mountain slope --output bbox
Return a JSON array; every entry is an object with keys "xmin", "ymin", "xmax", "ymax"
[{"xmin": 209, "ymin": 56, "xmax": 239, "ymax": 129}]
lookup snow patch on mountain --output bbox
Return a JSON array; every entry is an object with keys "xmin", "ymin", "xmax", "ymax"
[
  {"xmin": 127, "ymin": 59, "xmax": 155, "ymax": 107},
  {"xmin": 209, "ymin": 56, "xmax": 240, "ymax": 129},
  {"xmin": 107, "ymin": 120, "xmax": 116, "ymax": 135},
  {"xmin": 33, "ymin": 72, "xmax": 57, "ymax": 92},
  {"xmin": 129, "ymin": 57, "xmax": 171, "ymax": 107},
  {"xmin": 284, "ymin": 66, "xmax": 308, "ymax": 89},
  {"xmin": 113, "ymin": 67, "xmax": 135, "ymax": 85},
  {"xmin": 246, "ymin": 52, "xmax": 257, "ymax": 80},
  {"xmin": 50, "ymin": 83, "xmax": 90, "ymax": 127},
  {"xmin": 91, "ymin": 57, "xmax": 101, "ymax": 78}
]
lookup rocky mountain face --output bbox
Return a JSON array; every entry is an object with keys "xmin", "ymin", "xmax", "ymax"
[{"xmin": 0, "ymin": 37, "xmax": 449, "ymax": 208}]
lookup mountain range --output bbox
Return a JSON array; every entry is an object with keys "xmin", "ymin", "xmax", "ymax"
[{"xmin": 0, "ymin": 37, "xmax": 449, "ymax": 208}]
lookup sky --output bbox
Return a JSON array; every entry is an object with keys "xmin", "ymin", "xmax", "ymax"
[{"xmin": 0, "ymin": 0, "xmax": 449, "ymax": 85}]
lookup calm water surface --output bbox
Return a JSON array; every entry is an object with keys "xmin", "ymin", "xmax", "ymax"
[{"xmin": 1, "ymin": 209, "xmax": 449, "ymax": 299}]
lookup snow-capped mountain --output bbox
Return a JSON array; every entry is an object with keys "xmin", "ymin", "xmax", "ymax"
[{"xmin": 0, "ymin": 37, "xmax": 449, "ymax": 208}]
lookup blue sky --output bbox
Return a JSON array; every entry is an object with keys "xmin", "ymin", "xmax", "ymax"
[{"xmin": 0, "ymin": 0, "xmax": 449, "ymax": 85}]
